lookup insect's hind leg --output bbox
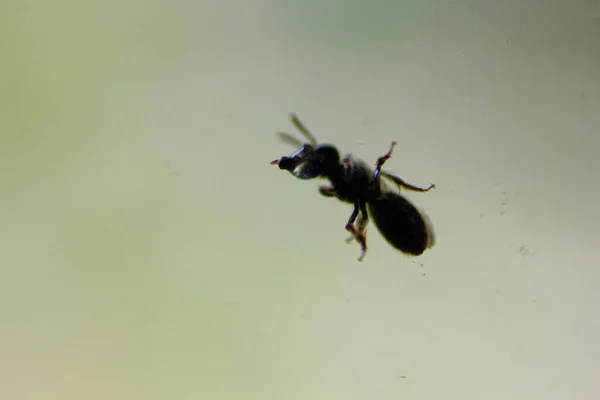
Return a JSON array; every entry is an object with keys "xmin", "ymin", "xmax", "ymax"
[
  {"xmin": 370, "ymin": 141, "xmax": 436, "ymax": 192},
  {"xmin": 380, "ymin": 172, "xmax": 436, "ymax": 192},
  {"xmin": 370, "ymin": 141, "xmax": 397, "ymax": 184}
]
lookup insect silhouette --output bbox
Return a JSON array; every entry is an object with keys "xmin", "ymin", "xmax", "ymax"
[{"xmin": 270, "ymin": 113, "xmax": 436, "ymax": 261}]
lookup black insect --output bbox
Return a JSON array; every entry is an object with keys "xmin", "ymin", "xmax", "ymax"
[{"xmin": 271, "ymin": 113, "xmax": 436, "ymax": 261}]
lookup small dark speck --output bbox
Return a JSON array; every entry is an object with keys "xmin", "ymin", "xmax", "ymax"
[{"xmin": 518, "ymin": 244, "xmax": 536, "ymax": 256}]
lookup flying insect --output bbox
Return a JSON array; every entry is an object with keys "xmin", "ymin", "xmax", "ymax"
[{"xmin": 271, "ymin": 113, "xmax": 436, "ymax": 261}]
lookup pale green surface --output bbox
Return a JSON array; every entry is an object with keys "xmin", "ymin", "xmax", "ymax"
[{"xmin": 1, "ymin": 1, "xmax": 599, "ymax": 399}]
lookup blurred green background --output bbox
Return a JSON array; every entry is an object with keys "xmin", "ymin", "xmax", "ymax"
[{"xmin": 1, "ymin": 0, "xmax": 599, "ymax": 399}]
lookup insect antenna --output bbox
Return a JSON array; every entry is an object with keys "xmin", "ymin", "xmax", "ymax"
[
  {"xmin": 290, "ymin": 113, "xmax": 318, "ymax": 146},
  {"xmin": 276, "ymin": 132, "xmax": 305, "ymax": 148}
]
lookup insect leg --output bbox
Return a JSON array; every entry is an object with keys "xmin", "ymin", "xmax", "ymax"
[
  {"xmin": 319, "ymin": 186, "xmax": 339, "ymax": 198},
  {"xmin": 344, "ymin": 202, "xmax": 360, "ymax": 238},
  {"xmin": 370, "ymin": 141, "xmax": 397, "ymax": 184},
  {"xmin": 380, "ymin": 172, "xmax": 435, "ymax": 192},
  {"xmin": 354, "ymin": 201, "xmax": 369, "ymax": 261},
  {"xmin": 344, "ymin": 202, "xmax": 369, "ymax": 261}
]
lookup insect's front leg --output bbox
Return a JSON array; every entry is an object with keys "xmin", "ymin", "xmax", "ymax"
[{"xmin": 319, "ymin": 186, "xmax": 339, "ymax": 198}]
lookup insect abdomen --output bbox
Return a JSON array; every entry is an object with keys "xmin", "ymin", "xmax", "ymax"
[{"xmin": 368, "ymin": 193, "xmax": 432, "ymax": 256}]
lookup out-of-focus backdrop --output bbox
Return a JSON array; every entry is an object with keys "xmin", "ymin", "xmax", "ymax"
[{"xmin": 2, "ymin": 0, "xmax": 599, "ymax": 399}]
